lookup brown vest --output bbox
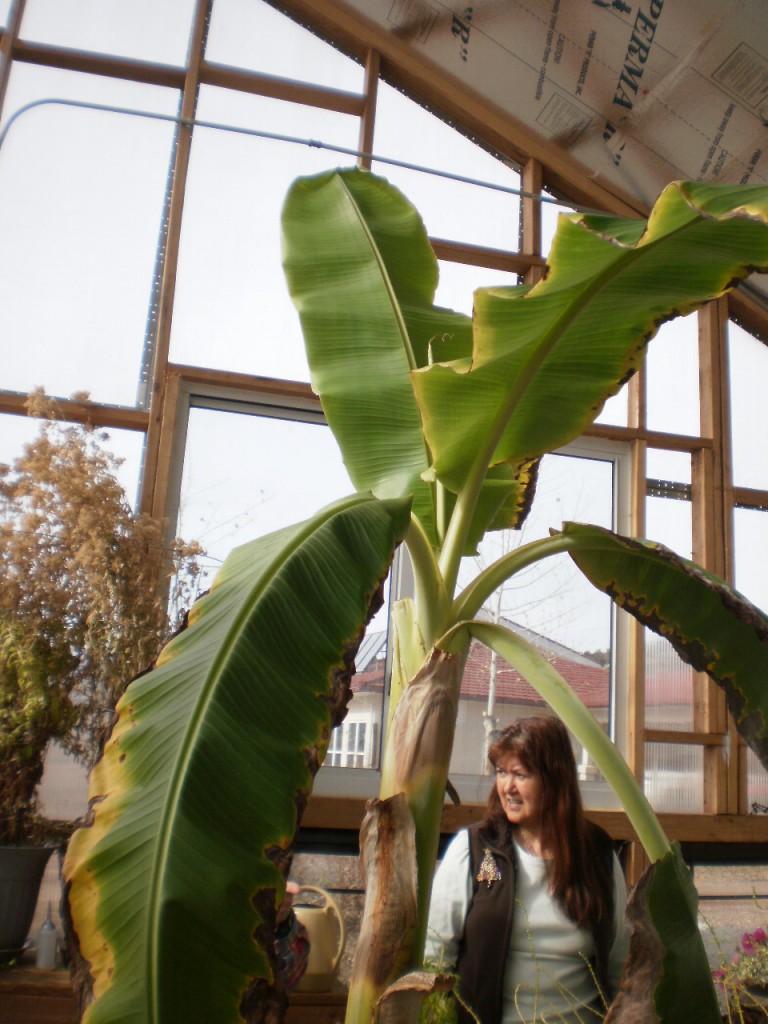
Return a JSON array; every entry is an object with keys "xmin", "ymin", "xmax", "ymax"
[{"xmin": 454, "ymin": 819, "xmax": 617, "ymax": 1024}]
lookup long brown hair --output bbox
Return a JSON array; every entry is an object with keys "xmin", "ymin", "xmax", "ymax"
[{"xmin": 486, "ymin": 715, "xmax": 613, "ymax": 935}]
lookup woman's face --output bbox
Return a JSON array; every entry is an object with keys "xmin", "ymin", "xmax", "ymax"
[{"xmin": 494, "ymin": 753, "xmax": 544, "ymax": 831}]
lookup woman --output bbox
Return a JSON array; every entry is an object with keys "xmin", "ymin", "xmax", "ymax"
[{"xmin": 425, "ymin": 716, "xmax": 630, "ymax": 1024}]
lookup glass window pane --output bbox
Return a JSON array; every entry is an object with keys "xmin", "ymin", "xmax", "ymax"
[
  {"xmin": 647, "ymin": 448, "xmax": 692, "ymax": 485},
  {"xmin": 644, "ymin": 455, "xmax": 695, "ymax": 731},
  {"xmin": 0, "ymin": 412, "xmax": 44, "ymax": 463},
  {"xmin": 541, "ymin": 190, "xmax": 575, "ymax": 260},
  {"xmin": 645, "ymin": 634, "xmax": 694, "ymax": 731},
  {"xmin": 20, "ymin": 0, "xmax": 195, "ymax": 65},
  {"xmin": 646, "ymin": 480, "xmax": 692, "ymax": 559},
  {"xmin": 176, "ymin": 405, "xmax": 353, "ymax": 588},
  {"xmin": 451, "ymin": 447, "xmax": 616, "ymax": 783},
  {"xmin": 747, "ymin": 748, "xmax": 768, "ymax": 813},
  {"xmin": 435, "ymin": 261, "xmax": 519, "ymax": 315},
  {"xmin": 729, "ymin": 321, "xmax": 768, "ymax": 490},
  {"xmin": 207, "ymin": 0, "xmax": 363, "ymax": 92},
  {"xmin": 523, "ymin": 188, "xmax": 631, "ymax": 427},
  {"xmin": 33, "ymin": 745, "xmax": 89, "ymax": 939},
  {"xmin": 646, "ymin": 313, "xmax": 700, "ymax": 436},
  {"xmin": 645, "ymin": 742, "xmax": 703, "ymax": 812},
  {"xmin": 175, "ymin": 403, "xmax": 389, "ymax": 774},
  {"xmin": 1, "ymin": 65, "xmax": 179, "ymax": 406},
  {"xmin": 0, "ymin": 0, "xmax": 11, "ymax": 27},
  {"xmin": 169, "ymin": 87, "xmax": 360, "ymax": 380},
  {"xmin": 0, "ymin": 411, "xmax": 145, "ymax": 507},
  {"xmin": 372, "ymin": 81, "xmax": 520, "ymax": 250},
  {"xmin": 733, "ymin": 506, "xmax": 768, "ymax": 610},
  {"xmin": 594, "ymin": 383, "xmax": 628, "ymax": 428}
]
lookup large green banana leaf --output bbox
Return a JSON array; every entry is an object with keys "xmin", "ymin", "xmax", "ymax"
[
  {"xmin": 281, "ymin": 169, "xmax": 532, "ymax": 550},
  {"xmin": 413, "ymin": 182, "xmax": 768, "ymax": 495},
  {"xmin": 64, "ymin": 493, "xmax": 409, "ymax": 1024},
  {"xmin": 561, "ymin": 521, "xmax": 768, "ymax": 768}
]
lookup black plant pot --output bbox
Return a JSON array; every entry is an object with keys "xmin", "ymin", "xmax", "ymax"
[{"xmin": 0, "ymin": 845, "xmax": 56, "ymax": 963}]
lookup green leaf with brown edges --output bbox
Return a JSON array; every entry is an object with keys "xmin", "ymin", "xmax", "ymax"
[
  {"xmin": 412, "ymin": 182, "xmax": 768, "ymax": 498},
  {"xmin": 64, "ymin": 493, "xmax": 410, "ymax": 1024},
  {"xmin": 607, "ymin": 845, "xmax": 721, "ymax": 1024},
  {"xmin": 561, "ymin": 521, "xmax": 768, "ymax": 769}
]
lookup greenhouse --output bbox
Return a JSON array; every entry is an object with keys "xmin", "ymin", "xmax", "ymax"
[{"xmin": 1, "ymin": 2, "xmax": 767, "ymax": 1022}]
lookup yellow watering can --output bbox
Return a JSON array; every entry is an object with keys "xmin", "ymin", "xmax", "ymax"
[{"xmin": 293, "ymin": 885, "xmax": 346, "ymax": 992}]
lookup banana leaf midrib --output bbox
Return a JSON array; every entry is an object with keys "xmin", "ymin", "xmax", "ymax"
[
  {"xmin": 338, "ymin": 175, "xmax": 419, "ymax": 375},
  {"xmin": 328, "ymin": 175, "xmax": 439, "ymax": 530}
]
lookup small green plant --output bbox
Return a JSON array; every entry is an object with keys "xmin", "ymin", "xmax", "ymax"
[
  {"xmin": 418, "ymin": 985, "xmax": 458, "ymax": 1024},
  {"xmin": 418, "ymin": 954, "xmax": 459, "ymax": 1024}
]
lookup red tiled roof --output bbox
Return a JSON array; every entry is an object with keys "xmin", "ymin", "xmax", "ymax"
[
  {"xmin": 352, "ymin": 639, "xmax": 609, "ymax": 709},
  {"xmin": 458, "ymin": 640, "xmax": 609, "ymax": 709}
]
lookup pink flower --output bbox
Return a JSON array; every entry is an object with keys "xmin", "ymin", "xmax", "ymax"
[
  {"xmin": 732, "ymin": 951, "xmax": 742, "ymax": 964},
  {"xmin": 741, "ymin": 934, "xmax": 755, "ymax": 955},
  {"xmin": 753, "ymin": 927, "xmax": 767, "ymax": 945},
  {"xmin": 712, "ymin": 967, "xmax": 727, "ymax": 989}
]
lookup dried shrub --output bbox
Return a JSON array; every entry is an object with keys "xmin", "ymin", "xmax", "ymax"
[{"xmin": 0, "ymin": 392, "xmax": 203, "ymax": 843}]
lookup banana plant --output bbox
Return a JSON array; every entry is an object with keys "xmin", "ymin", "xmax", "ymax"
[
  {"xmin": 64, "ymin": 170, "xmax": 768, "ymax": 1024},
  {"xmin": 280, "ymin": 170, "xmax": 768, "ymax": 1024}
]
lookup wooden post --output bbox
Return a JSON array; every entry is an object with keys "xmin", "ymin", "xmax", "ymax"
[
  {"xmin": 139, "ymin": 0, "xmax": 213, "ymax": 517},
  {"xmin": 358, "ymin": 48, "xmax": 379, "ymax": 170},
  {"xmin": 697, "ymin": 299, "xmax": 735, "ymax": 813}
]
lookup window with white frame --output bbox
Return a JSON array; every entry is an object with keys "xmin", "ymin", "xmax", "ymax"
[
  {"xmin": 327, "ymin": 720, "xmax": 377, "ymax": 770},
  {"xmin": 166, "ymin": 386, "xmax": 631, "ymax": 803}
]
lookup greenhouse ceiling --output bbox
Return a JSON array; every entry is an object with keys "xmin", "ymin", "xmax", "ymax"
[{"xmin": 279, "ymin": 0, "xmax": 768, "ymax": 306}]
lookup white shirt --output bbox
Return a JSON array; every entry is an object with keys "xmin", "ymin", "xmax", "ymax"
[{"xmin": 425, "ymin": 830, "xmax": 630, "ymax": 1024}]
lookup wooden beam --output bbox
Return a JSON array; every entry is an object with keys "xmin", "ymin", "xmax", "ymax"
[
  {"xmin": 586, "ymin": 423, "xmax": 713, "ymax": 452},
  {"xmin": 0, "ymin": 0, "xmax": 26, "ymax": 116},
  {"xmin": 269, "ymin": 0, "xmax": 645, "ymax": 220},
  {"xmin": 201, "ymin": 60, "xmax": 365, "ymax": 115},
  {"xmin": 430, "ymin": 238, "xmax": 544, "ymax": 275},
  {"xmin": 627, "ymin": 371, "xmax": 646, "ymax": 786},
  {"xmin": 302, "ymin": 795, "xmax": 768, "ymax": 846},
  {"xmin": 729, "ymin": 285, "xmax": 768, "ymax": 347},
  {"xmin": 166, "ymin": 364, "xmax": 319, "ymax": 405},
  {"xmin": 357, "ymin": 48, "xmax": 379, "ymax": 169},
  {"xmin": 139, "ymin": 0, "xmax": 211, "ymax": 516},
  {"xmin": 148, "ymin": 371, "xmax": 184, "ymax": 528},
  {"xmin": 698, "ymin": 299, "xmax": 736, "ymax": 813},
  {"xmin": 733, "ymin": 485, "xmax": 768, "ymax": 510},
  {"xmin": 644, "ymin": 729, "xmax": 727, "ymax": 747},
  {"xmin": 521, "ymin": 158, "xmax": 544, "ymax": 286},
  {"xmin": 12, "ymin": 38, "xmax": 186, "ymax": 89},
  {"xmin": 0, "ymin": 391, "xmax": 148, "ymax": 431},
  {"xmin": 698, "ymin": 299, "xmax": 733, "ymax": 581}
]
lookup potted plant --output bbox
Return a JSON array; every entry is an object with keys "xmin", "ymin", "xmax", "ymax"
[
  {"xmin": 0, "ymin": 393, "xmax": 202, "ymax": 960},
  {"xmin": 64, "ymin": 172, "xmax": 768, "ymax": 1024},
  {"xmin": 713, "ymin": 927, "xmax": 768, "ymax": 1022}
]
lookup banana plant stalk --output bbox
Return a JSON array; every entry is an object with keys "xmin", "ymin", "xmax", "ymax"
[{"xmin": 65, "ymin": 171, "xmax": 768, "ymax": 1024}]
